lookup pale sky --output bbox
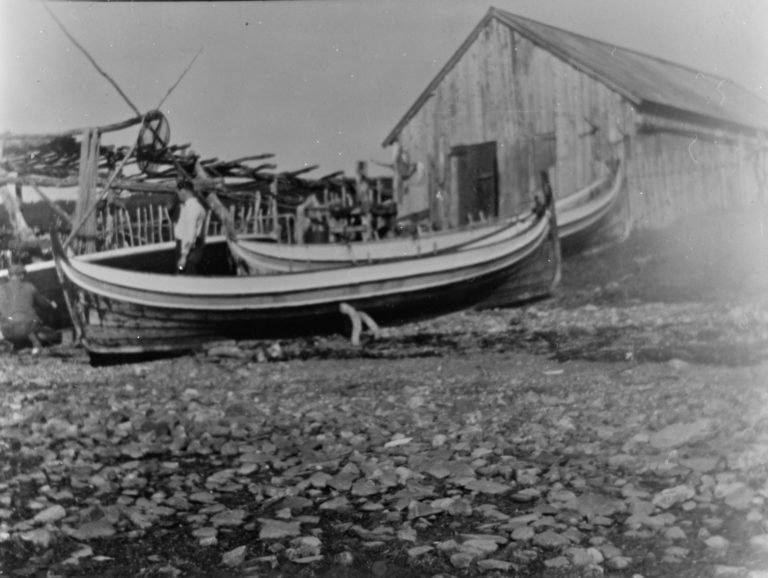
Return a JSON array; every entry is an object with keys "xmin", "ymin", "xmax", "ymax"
[{"xmin": 2, "ymin": 0, "xmax": 767, "ymax": 179}]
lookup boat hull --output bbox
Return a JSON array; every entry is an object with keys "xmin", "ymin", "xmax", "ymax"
[
  {"xmin": 53, "ymin": 209, "xmax": 558, "ymax": 358},
  {"xmin": 230, "ymin": 214, "xmax": 535, "ymax": 273},
  {"xmin": 474, "ymin": 215, "xmax": 561, "ymax": 309},
  {"xmin": 1, "ymin": 237, "xmax": 238, "ymax": 329},
  {"xmin": 556, "ymin": 161, "xmax": 629, "ymax": 255}
]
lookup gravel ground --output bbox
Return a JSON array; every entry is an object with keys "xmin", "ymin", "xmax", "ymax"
[{"xmin": 1, "ymin": 208, "xmax": 767, "ymax": 578}]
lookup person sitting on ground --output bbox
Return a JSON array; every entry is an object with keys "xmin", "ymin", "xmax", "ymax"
[
  {"xmin": 173, "ymin": 178, "xmax": 208, "ymax": 275},
  {"xmin": 0, "ymin": 264, "xmax": 59, "ymax": 354}
]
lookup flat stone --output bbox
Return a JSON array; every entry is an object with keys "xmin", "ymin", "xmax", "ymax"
[
  {"xmin": 435, "ymin": 539, "xmax": 459, "ymax": 552},
  {"xmin": 477, "ymin": 559, "xmax": 513, "ymax": 572},
  {"xmin": 450, "ymin": 552, "xmax": 474, "ymax": 569},
  {"xmin": 407, "ymin": 501, "xmax": 443, "ymax": 519},
  {"xmin": 199, "ymin": 535, "xmax": 218, "ymax": 547},
  {"xmin": 308, "ymin": 472, "xmax": 332, "ymax": 488},
  {"xmin": 665, "ymin": 546, "xmax": 690, "ymax": 559},
  {"xmin": 606, "ymin": 555, "xmax": 632, "ymax": 569},
  {"xmin": 502, "ymin": 513, "xmax": 540, "ymax": 529},
  {"xmin": 627, "ymin": 499, "xmax": 655, "ymax": 516},
  {"xmin": 259, "ymin": 519, "xmax": 301, "ymax": 539},
  {"xmin": 731, "ymin": 444, "xmax": 768, "ymax": 471},
  {"xmin": 461, "ymin": 479, "xmax": 511, "ymax": 495},
  {"xmin": 652, "ymin": 485, "xmax": 696, "ymax": 509},
  {"xmin": 33, "ymin": 504, "xmax": 67, "ymax": 524},
  {"xmin": 679, "ymin": 456, "xmax": 721, "ymax": 473},
  {"xmin": 205, "ymin": 469, "xmax": 236, "ymax": 485},
  {"xmin": 61, "ymin": 545, "xmax": 94, "ymax": 565},
  {"xmin": 543, "ymin": 555, "xmax": 570, "ymax": 568},
  {"xmin": 407, "ymin": 545, "xmax": 433, "ymax": 558},
  {"xmin": 511, "ymin": 526, "xmax": 535, "ymax": 541},
  {"xmin": 626, "ymin": 512, "xmax": 675, "ymax": 530},
  {"xmin": 20, "ymin": 528, "xmax": 52, "ymax": 548},
  {"xmin": 319, "ymin": 496, "xmax": 351, "ymax": 512},
  {"xmin": 511, "ymin": 488, "xmax": 541, "ymax": 503},
  {"xmin": 288, "ymin": 536, "xmax": 322, "ymax": 560},
  {"xmin": 189, "ymin": 491, "xmax": 218, "ymax": 504},
  {"xmin": 533, "ymin": 530, "xmax": 571, "ymax": 549},
  {"xmin": 725, "ymin": 486, "xmax": 756, "ymax": 511},
  {"xmin": 459, "ymin": 533, "xmax": 508, "ymax": 545},
  {"xmin": 608, "ymin": 454, "xmax": 638, "ymax": 468},
  {"xmin": 458, "ymin": 539, "xmax": 499, "ymax": 557},
  {"xmin": 480, "ymin": 507, "xmax": 509, "ymax": 521},
  {"xmin": 69, "ymin": 519, "xmax": 116, "ymax": 540},
  {"xmin": 566, "ymin": 547, "xmax": 603, "ymax": 566},
  {"xmin": 650, "ymin": 420, "xmax": 713, "ymax": 449},
  {"xmin": 210, "ymin": 509, "xmax": 247, "ymax": 527},
  {"xmin": 547, "ymin": 487, "xmax": 577, "ymax": 506},
  {"xmin": 576, "ymin": 492, "xmax": 626, "ymax": 518},
  {"xmin": 704, "ymin": 516, "xmax": 724, "ymax": 529},
  {"xmin": 749, "ymin": 534, "xmax": 768, "ymax": 552},
  {"xmin": 351, "ymin": 479, "xmax": 379, "ymax": 497},
  {"xmin": 664, "ymin": 526, "xmax": 687, "ymax": 540},
  {"xmin": 668, "ymin": 358, "xmax": 690, "ymax": 370},
  {"xmin": 706, "ymin": 536, "xmax": 730, "ymax": 551},
  {"xmin": 447, "ymin": 498, "xmax": 473, "ymax": 516},
  {"xmin": 222, "ymin": 545, "xmax": 247, "ymax": 567},
  {"xmin": 396, "ymin": 525, "xmax": 417, "ymax": 542},
  {"xmin": 562, "ymin": 527, "xmax": 585, "ymax": 544},
  {"xmin": 207, "ymin": 345, "xmax": 247, "ymax": 358}
]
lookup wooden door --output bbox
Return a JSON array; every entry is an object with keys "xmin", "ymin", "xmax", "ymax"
[{"xmin": 452, "ymin": 141, "xmax": 498, "ymax": 225}]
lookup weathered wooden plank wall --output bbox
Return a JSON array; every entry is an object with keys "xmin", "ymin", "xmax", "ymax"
[
  {"xmin": 397, "ymin": 19, "xmax": 537, "ymax": 227},
  {"xmin": 396, "ymin": 19, "xmax": 632, "ymax": 227},
  {"xmin": 625, "ymin": 128, "xmax": 765, "ymax": 229},
  {"xmin": 392, "ymin": 16, "xmax": 766, "ymax": 232}
]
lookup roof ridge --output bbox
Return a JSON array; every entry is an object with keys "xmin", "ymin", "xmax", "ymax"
[
  {"xmin": 490, "ymin": 7, "xmax": 739, "ymax": 88},
  {"xmin": 383, "ymin": 6, "xmax": 768, "ymax": 146}
]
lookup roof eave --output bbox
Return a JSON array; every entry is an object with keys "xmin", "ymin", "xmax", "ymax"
[{"xmin": 636, "ymin": 101, "xmax": 768, "ymax": 138}]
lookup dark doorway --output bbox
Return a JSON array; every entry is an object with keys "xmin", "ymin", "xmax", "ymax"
[{"xmin": 451, "ymin": 141, "xmax": 498, "ymax": 225}]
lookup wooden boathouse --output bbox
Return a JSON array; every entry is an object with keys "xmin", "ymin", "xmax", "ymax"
[{"xmin": 382, "ymin": 8, "xmax": 768, "ymax": 235}]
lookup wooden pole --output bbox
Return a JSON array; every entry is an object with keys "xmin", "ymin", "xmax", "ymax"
[
  {"xmin": 44, "ymin": 3, "xmax": 141, "ymax": 116},
  {"xmin": 156, "ymin": 47, "xmax": 204, "ymax": 109},
  {"xmin": 0, "ymin": 117, "xmax": 143, "ymax": 143},
  {"xmin": 117, "ymin": 208, "xmax": 125, "ymax": 247},
  {"xmin": 149, "ymin": 204, "xmax": 155, "ymax": 243},
  {"xmin": 64, "ymin": 137, "xmax": 139, "ymax": 249},
  {"xmin": 254, "ymin": 190, "xmax": 261, "ymax": 234},
  {"xmin": 162, "ymin": 207, "xmax": 171, "ymax": 241}
]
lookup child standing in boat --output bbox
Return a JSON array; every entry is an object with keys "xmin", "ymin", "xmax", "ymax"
[{"xmin": 174, "ymin": 179, "xmax": 208, "ymax": 274}]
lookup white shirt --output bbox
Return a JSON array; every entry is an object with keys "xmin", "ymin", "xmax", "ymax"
[{"xmin": 174, "ymin": 196, "xmax": 207, "ymax": 259}]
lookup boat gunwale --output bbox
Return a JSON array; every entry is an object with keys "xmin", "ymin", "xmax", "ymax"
[{"xmin": 54, "ymin": 210, "xmax": 553, "ymax": 309}]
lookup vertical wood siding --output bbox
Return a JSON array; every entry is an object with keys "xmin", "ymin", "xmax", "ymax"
[
  {"xmin": 625, "ymin": 129, "xmax": 765, "ymax": 229},
  {"xmin": 392, "ymin": 17, "xmax": 766, "ymax": 231}
]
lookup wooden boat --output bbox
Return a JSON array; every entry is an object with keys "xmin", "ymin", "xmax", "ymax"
[
  {"xmin": 554, "ymin": 160, "xmax": 627, "ymax": 254},
  {"xmin": 228, "ymin": 212, "xmax": 538, "ymax": 274},
  {"xmin": 222, "ymin": 163, "xmax": 623, "ymax": 277},
  {"xmin": 1, "ymin": 235, "xmax": 239, "ymax": 329},
  {"xmin": 52, "ymin": 204, "xmax": 558, "ymax": 359}
]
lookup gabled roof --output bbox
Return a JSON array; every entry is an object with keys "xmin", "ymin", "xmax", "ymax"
[{"xmin": 383, "ymin": 8, "xmax": 768, "ymax": 146}]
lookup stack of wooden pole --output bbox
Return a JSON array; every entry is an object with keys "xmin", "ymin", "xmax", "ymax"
[{"xmin": 72, "ymin": 129, "xmax": 100, "ymax": 254}]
